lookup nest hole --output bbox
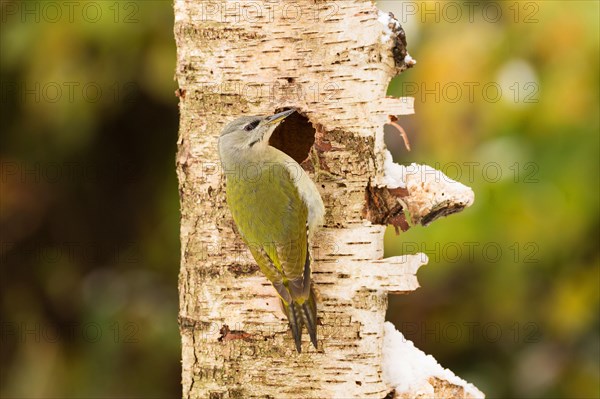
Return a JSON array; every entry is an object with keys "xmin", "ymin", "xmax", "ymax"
[{"xmin": 268, "ymin": 109, "xmax": 315, "ymax": 164}]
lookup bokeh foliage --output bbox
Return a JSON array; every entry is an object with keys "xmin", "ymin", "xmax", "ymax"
[
  {"xmin": 1, "ymin": 1, "xmax": 180, "ymax": 397},
  {"xmin": 0, "ymin": 1, "xmax": 598, "ymax": 398}
]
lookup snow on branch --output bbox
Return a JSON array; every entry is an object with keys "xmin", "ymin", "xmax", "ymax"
[{"xmin": 383, "ymin": 322, "xmax": 485, "ymax": 399}]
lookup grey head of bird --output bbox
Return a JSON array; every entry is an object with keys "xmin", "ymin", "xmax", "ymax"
[{"xmin": 218, "ymin": 109, "xmax": 295, "ymax": 165}]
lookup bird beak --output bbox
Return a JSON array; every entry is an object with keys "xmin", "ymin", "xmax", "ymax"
[{"xmin": 265, "ymin": 109, "xmax": 295, "ymax": 125}]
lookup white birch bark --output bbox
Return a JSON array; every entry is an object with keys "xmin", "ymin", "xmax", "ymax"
[{"xmin": 174, "ymin": 1, "xmax": 483, "ymax": 397}]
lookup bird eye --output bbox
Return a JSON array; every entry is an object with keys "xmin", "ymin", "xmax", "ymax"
[{"xmin": 244, "ymin": 120, "xmax": 260, "ymax": 131}]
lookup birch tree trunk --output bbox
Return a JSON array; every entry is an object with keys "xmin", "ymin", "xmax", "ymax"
[{"xmin": 174, "ymin": 1, "xmax": 483, "ymax": 398}]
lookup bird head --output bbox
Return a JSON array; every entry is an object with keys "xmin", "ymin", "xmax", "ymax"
[{"xmin": 218, "ymin": 109, "xmax": 295, "ymax": 164}]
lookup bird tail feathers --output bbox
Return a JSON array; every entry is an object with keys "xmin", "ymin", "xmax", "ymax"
[{"xmin": 281, "ymin": 286, "xmax": 318, "ymax": 353}]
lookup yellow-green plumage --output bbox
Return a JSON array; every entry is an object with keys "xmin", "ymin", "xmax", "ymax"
[
  {"xmin": 218, "ymin": 110, "xmax": 323, "ymax": 352},
  {"xmin": 226, "ymin": 161, "xmax": 317, "ymax": 351}
]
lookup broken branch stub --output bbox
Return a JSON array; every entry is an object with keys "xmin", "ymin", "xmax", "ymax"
[{"xmin": 366, "ymin": 151, "xmax": 475, "ymax": 231}]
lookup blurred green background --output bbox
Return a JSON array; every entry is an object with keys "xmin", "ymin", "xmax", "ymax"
[{"xmin": 0, "ymin": 1, "xmax": 598, "ymax": 398}]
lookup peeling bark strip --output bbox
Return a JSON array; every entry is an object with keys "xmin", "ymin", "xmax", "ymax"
[{"xmin": 174, "ymin": 1, "xmax": 480, "ymax": 398}]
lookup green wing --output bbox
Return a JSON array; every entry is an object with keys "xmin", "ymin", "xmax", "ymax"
[{"xmin": 226, "ymin": 163, "xmax": 310, "ymax": 304}]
